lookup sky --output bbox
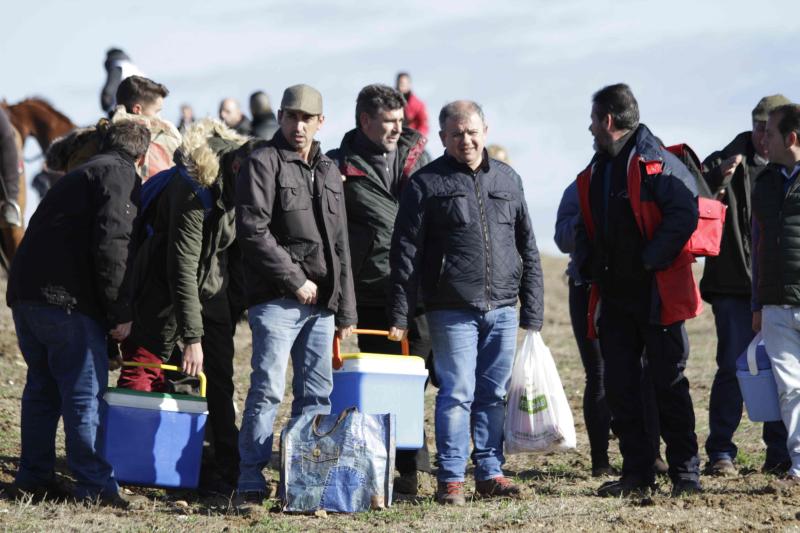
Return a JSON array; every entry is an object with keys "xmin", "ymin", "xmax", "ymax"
[{"xmin": 2, "ymin": 0, "xmax": 799, "ymax": 254}]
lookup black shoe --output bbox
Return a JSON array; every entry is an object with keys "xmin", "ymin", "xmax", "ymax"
[
  {"xmin": 394, "ymin": 472, "xmax": 418, "ymax": 495},
  {"xmin": 597, "ymin": 476, "xmax": 655, "ymax": 497},
  {"xmin": 591, "ymin": 465, "xmax": 618, "ymax": 478},
  {"xmin": 762, "ymin": 461, "xmax": 792, "ymax": 476},
  {"xmin": 9, "ymin": 478, "xmax": 73, "ymax": 502},
  {"xmin": 671, "ymin": 479, "xmax": 702, "ymax": 497}
]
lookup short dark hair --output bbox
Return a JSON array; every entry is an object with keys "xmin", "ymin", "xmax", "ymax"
[
  {"xmin": 396, "ymin": 72, "xmax": 410, "ymax": 82},
  {"xmin": 115, "ymin": 75, "xmax": 169, "ymax": 112},
  {"xmin": 770, "ymin": 104, "xmax": 800, "ymax": 142},
  {"xmin": 592, "ymin": 83, "xmax": 639, "ymax": 131},
  {"xmin": 355, "ymin": 84, "xmax": 406, "ymax": 127},
  {"xmin": 438, "ymin": 100, "xmax": 486, "ymax": 130},
  {"xmin": 101, "ymin": 120, "xmax": 151, "ymax": 160}
]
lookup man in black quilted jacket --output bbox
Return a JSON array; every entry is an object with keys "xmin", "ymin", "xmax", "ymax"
[{"xmin": 389, "ymin": 100, "xmax": 543, "ymax": 505}]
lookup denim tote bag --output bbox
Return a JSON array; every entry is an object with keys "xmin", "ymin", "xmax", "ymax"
[{"xmin": 280, "ymin": 407, "xmax": 395, "ymax": 512}]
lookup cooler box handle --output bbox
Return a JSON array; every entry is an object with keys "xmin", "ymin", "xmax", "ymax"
[
  {"xmin": 332, "ymin": 328, "xmax": 409, "ymax": 370},
  {"xmin": 121, "ymin": 361, "xmax": 207, "ymax": 397},
  {"xmin": 746, "ymin": 332, "xmax": 763, "ymax": 376}
]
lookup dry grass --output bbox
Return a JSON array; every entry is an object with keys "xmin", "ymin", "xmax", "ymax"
[{"xmin": 0, "ymin": 255, "xmax": 797, "ymax": 531}]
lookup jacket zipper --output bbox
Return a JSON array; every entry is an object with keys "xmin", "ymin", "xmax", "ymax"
[{"xmin": 473, "ymin": 171, "xmax": 492, "ymax": 310}]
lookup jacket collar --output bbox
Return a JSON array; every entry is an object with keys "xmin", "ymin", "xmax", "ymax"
[
  {"xmin": 338, "ymin": 127, "xmax": 426, "ymax": 177},
  {"xmin": 273, "ymin": 130, "xmax": 321, "ymax": 166},
  {"xmin": 443, "ymin": 149, "xmax": 491, "ymax": 175}
]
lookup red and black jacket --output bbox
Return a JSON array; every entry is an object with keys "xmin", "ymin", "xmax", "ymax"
[{"xmin": 576, "ymin": 125, "xmax": 701, "ymax": 337}]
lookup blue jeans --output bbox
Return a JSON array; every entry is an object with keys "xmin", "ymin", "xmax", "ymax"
[
  {"xmin": 238, "ymin": 298, "xmax": 335, "ymax": 493},
  {"xmin": 426, "ymin": 306, "xmax": 518, "ymax": 482},
  {"xmin": 12, "ymin": 303, "xmax": 119, "ymax": 499},
  {"xmin": 706, "ymin": 296, "xmax": 789, "ymax": 465}
]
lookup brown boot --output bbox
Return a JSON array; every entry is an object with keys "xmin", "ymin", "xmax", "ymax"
[
  {"xmin": 475, "ymin": 476, "xmax": 522, "ymax": 499},
  {"xmin": 705, "ymin": 459, "xmax": 738, "ymax": 477},
  {"xmin": 767, "ymin": 475, "xmax": 800, "ymax": 494},
  {"xmin": 436, "ymin": 481, "xmax": 466, "ymax": 506}
]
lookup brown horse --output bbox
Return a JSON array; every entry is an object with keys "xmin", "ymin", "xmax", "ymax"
[{"xmin": 0, "ymin": 98, "xmax": 76, "ymax": 269}]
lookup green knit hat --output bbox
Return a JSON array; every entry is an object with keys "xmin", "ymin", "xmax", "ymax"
[{"xmin": 752, "ymin": 94, "xmax": 792, "ymax": 122}]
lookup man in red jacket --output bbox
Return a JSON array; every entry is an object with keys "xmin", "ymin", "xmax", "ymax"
[{"xmin": 396, "ymin": 72, "xmax": 429, "ymax": 137}]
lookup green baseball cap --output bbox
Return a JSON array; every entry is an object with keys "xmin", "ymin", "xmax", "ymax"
[
  {"xmin": 752, "ymin": 94, "xmax": 792, "ymax": 122},
  {"xmin": 280, "ymin": 84, "xmax": 323, "ymax": 115}
]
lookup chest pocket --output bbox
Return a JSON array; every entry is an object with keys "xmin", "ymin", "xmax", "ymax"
[
  {"xmin": 488, "ymin": 190, "xmax": 514, "ymax": 224},
  {"xmin": 279, "ymin": 174, "xmax": 312, "ymax": 211},
  {"xmin": 325, "ymin": 179, "xmax": 342, "ymax": 215},
  {"xmin": 436, "ymin": 192, "xmax": 471, "ymax": 226}
]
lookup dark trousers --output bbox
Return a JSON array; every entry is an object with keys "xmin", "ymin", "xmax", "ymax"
[
  {"xmin": 356, "ymin": 305, "xmax": 433, "ymax": 475},
  {"xmin": 705, "ymin": 296, "xmax": 789, "ymax": 466},
  {"xmin": 599, "ymin": 302, "xmax": 700, "ymax": 483},
  {"xmin": 200, "ymin": 292, "xmax": 240, "ymax": 483},
  {"xmin": 568, "ymin": 281, "xmax": 612, "ymax": 467}
]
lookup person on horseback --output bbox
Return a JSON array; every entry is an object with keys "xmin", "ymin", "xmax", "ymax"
[
  {"xmin": 100, "ymin": 48, "xmax": 144, "ymax": 116},
  {"xmin": 0, "ymin": 107, "xmax": 21, "ymax": 227}
]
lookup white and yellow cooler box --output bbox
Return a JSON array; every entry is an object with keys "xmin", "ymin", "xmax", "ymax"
[{"xmin": 330, "ymin": 330, "xmax": 428, "ymax": 450}]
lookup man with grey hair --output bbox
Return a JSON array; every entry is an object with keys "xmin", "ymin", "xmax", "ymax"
[
  {"xmin": 234, "ymin": 84, "xmax": 357, "ymax": 514},
  {"xmin": 328, "ymin": 83, "xmax": 430, "ymax": 494},
  {"xmin": 389, "ymin": 100, "xmax": 543, "ymax": 505},
  {"xmin": 219, "ymin": 98, "xmax": 252, "ymax": 136}
]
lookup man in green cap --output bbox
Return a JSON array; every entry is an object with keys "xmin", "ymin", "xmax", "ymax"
[
  {"xmin": 700, "ymin": 94, "xmax": 791, "ymax": 477},
  {"xmin": 234, "ymin": 84, "xmax": 357, "ymax": 514}
]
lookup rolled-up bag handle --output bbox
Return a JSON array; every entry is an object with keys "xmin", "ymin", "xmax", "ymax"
[
  {"xmin": 332, "ymin": 328, "xmax": 409, "ymax": 370},
  {"xmin": 312, "ymin": 406, "xmax": 358, "ymax": 437},
  {"xmin": 747, "ymin": 332, "xmax": 763, "ymax": 376}
]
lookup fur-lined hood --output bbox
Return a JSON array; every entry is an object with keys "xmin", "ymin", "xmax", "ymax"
[{"xmin": 177, "ymin": 118, "xmax": 249, "ymax": 187}]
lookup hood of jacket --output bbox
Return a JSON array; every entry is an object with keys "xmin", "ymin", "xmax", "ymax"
[{"xmin": 176, "ymin": 118, "xmax": 249, "ymax": 188}]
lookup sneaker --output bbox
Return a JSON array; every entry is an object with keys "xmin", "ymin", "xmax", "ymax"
[
  {"xmin": 671, "ymin": 479, "xmax": 702, "ymax": 497},
  {"xmin": 234, "ymin": 491, "xmax": 267, "ymax": 516},
  {"xmin": 436, "ymin": 481, "xmax": 466, "ymax": 506},
  {"xmin": 475, "ymin": 476, "xmax": 521, "ymax": 499},
  {"xmin": 394, "ymin": 471, "xmax": 418, "ymax": 496},
  {"xmin": 597, "ymin": 476, "xmax": 655, "ymax": 497},
  {"xmin": 705, "ymin": 459, "xmax": 737, "ymax": 477},
  {"xmin": 653, "ymin": 457, "xmax": 669, "ymax": 476},
  {"xmin": 766, "ymin": 475, "xmax": 800, "ymax": 494},
  {"xmin": 0, "ymin": 200, "xmax": 21, "ymax": 227}
]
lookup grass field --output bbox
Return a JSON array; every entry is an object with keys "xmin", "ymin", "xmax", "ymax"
[{"xmin": 0, "ymin": 255, "xmax": 797, "ymax": 532}]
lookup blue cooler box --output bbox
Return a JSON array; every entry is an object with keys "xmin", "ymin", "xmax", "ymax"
[
  {"xmin": 331, "ymin": 354, "xmax": 428, "ymax": 450},
  {"xmin": 99, "ymin": 388, "xmax": 208, "ymax": 488},
  {"xmin": 736, "ymin": 338, "xmax": 782, "ymax": 422}
]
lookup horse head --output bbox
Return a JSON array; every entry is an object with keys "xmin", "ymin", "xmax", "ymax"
[{"xmin": 7, "ymin": 98, "xmax": 76, "ymax": 152}]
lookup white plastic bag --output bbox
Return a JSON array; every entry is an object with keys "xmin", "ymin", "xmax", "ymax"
[{"xmin": 504, "ymin": 331, "xmax": 577, "ymax": 454}]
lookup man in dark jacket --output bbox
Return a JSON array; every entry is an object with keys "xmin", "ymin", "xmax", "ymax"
[
  {"xmin": 701, "ymin": 95, "xmax": 791, "ymax": 477},
  {"xmin": 0, "ymin": 106, "xmax": 21, "ymax": 226},
  {"xmin": 390, "ymin": 100, "xmax": 543, "ymax": 506},
  {"xmin": 219, "ymin": 98, "xmax": 252, "ymax": 136},
  {"xmin": 575, "ymin": 83, "xmax": 701, "ymax": 497},
  {"xmin": 249, "ymin": 91, "xmax": 279, "ymax": 141},
  {"xmin": 752, "ymin": 103, "xmax": 800, "ymax": 493},
  {"xmin": 234, "ymin": 84, "xmax": 357, "ymax": 512},
  {"xmin": 7, "ymin": 121, "xmax": 150, "ymax": 507},
  {"xmin": 328, "ymin": 84, "xmax": 430, "ymax": 494},
  {"xmin": 117, "ymin": 118, "xmax": 249, "ymax": 491}
]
